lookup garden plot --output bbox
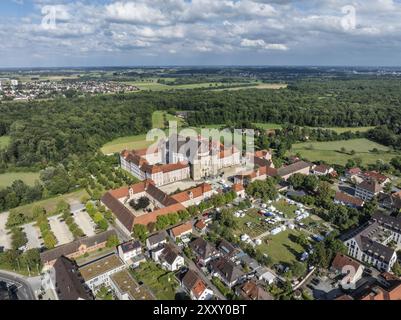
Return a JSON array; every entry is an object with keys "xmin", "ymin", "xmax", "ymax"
[
  {"xmin": 23, "ymin": 222, "xmax": 42, "ymax": 249},
  {"xmin": 48, "ymin": 215, "xmax": 74, "ymax": 245},
  {"xmin": 0, "ymin": 212, "xmax": 11, "ymax": 250},
  {"xmin": 73, "ymin": 211, "xmax": 96, "ymax": 237}
]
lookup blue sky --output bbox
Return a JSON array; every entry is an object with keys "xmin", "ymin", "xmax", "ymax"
[{"xmin": 1, "ymin": 0, "xmax": 401, "ymax": 67}]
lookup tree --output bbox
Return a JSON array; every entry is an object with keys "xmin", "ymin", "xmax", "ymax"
[
  {"xmin": 291, "ymin": 261, "xmax": 306, "ymax": 278},
  {"xmin": 246, "ymin": 178, "xmax": 278, "ymax": 202},
  {"xmin": 106, "ymin": 235, "xmax": 119, "ymax": 248},
  {"xmin": 295, "ymin": 233, "xmax": 309, "ymax": 247},
  {"xmin": 392, "ymin": 261, "xmax": 401, "ymax": 277},
  {"xmin": 23, "ymin": 249, "xmax": 42, "ymax": 271},
  {"xmin": 133, "ymin": 224, "xmax": 148, "ymax": 242}
]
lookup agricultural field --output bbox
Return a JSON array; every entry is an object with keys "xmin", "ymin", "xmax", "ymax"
[
  {"xmin": 0, "ymin": 172, "xmax": 40, "ymax": 188},
  {"xmin": 289, "ymin": 138, "xmax": 397, "ymax": 165},
  {"xmin": 0, "ymin": 136, "xmax": 10, "ymax": 149}
]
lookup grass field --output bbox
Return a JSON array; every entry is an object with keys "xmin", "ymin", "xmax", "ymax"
[
  {"xmin": 306, "ymin": 126, "xmax": 375, "ymax": 133},
  {"xmin": 125, "ymin": 79, "xmax": 284, "ymax": 92},
  {"xmin": 0, "ymin": 136, "xmax": 10, "ymax": 149},
  {"xmin": 259, "ymin": 229, "xmax": 305, "ymax": 265},
  {"xmin": 254, "ymin": 123, "xmax": 283, "ymax": 130},
  {"xmin": 152, "ymin": 111, "xmax": 165, "ymax": 129},
  {"xmin": 10, "ymin": 189, "xmax": 89, "ymax": 221},
  {"xmin": 290, "ymin": 138, "xmax": 397, "ymax": 165},
  {"xmin": 0, "ymin": 172, "xmax": 40, "ymax": 188}
]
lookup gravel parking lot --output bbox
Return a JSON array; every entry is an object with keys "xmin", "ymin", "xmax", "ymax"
[
  {"xmin": 49, "ymin": 215, "xmax": 74, "ymax": 245},
  {"xmin": 0, "ymin": 212, "xmax": 11, "ymax": 250},
  {"xmin": 73, "ymin": 211, "xmax": 96, "ymax": 237},
  {"xmin": 23, "ymin": 222, "xmax": 42, "ymax": 250}
]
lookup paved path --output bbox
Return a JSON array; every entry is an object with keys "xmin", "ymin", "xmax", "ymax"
[
  {"xmin": 23, "ymin": 222, "xmax": 42, "ymax": 250},
  {"xmin": 48, "ymin": 215, "xmax": 74, "ymax": 245},
  {"xmin": 0, "ymin": 211, "xmax": 11, "ymax": 250},
  {"xmin": 0, "ymin": 270, "xmax": 36, "ymax": 300}
]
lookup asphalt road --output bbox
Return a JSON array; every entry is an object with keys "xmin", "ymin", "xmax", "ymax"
[{"xmin": 0, "ymin": 272, "xmax": 36, "ymax": 300}]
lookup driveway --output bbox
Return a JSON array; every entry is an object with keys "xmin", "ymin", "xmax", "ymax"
[
  {"xmin": 73, "ymin": 211, "xmax": 96, "ymax": 237},
  {"xmin": 0, "ymin": 212, "xmax": 11, "ymax": 250},
  {"xmin": 23, "ymin": 223, "xmax": 42, "ymax": 250},
  {"xmin": 48, "ymin": 215, "xmax": 74, "ymax": 246}
]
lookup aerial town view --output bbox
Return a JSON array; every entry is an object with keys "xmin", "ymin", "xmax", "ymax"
[{"xmin": 1, "ymin": 0, "xmax": 401, "ymax": 311}]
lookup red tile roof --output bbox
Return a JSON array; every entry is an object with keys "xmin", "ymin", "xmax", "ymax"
[
  {"xmin": 363, "ymin": 171, "xmax": 389, "ymax": 183},
  {"xmin": 171, "ymin": 183, "xmax": 212, "ymax": 203},
  {"xmin": 335, "ymin": 191, "xmax": 364, "ymax": 207},
  {"xmin": 331, "ymin": 253, "xmax": 361, "ymax": 273},
  {"xmin": 171, "ymin": 222, "xmax": 193, "ymax": 237}
]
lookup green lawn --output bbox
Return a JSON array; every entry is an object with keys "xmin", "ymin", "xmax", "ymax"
[
  {"xmin": 152, "ymin": 111, "xmax": 165, "ymax": 129},
  {"xmin": 130, "ymin": 261, "xmax": 178, "ymax": 300},
  {"xmin": 306, "ymin": 126, "xmax": 375, "ymax": 134},
  {"xmin": 0, "ymin": 136, "xmax": 10, "ymax": 149},
  {"xmin": 290, "ymin": 138, "xmax": 397, "ymax": 165},
  {"xmin": 101, "ymin": 134, "xmax": 156, "ymax": 154},
  {"xmin": 0, "ymin": 172, "xmax": 40, "ymax": 188},
  {"xmin": 253, "ymin": 123, "xmax": 283, "ymax": 130},
  {"xmin": 273, "ymin": 200, "xmax": 298, "ymax": 219},
  {"xmin": 259, "ymin": 229, "xmax": 305, "ymax": 265},
  {"xmin": 9, "ymin": 189, "xmax": 89, "ymax": 223}
]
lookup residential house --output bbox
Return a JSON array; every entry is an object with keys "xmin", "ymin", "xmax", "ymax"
[
  {"xmin": 117, "ymin": 240, "xmax": 145, "ymax": 267},
  {"xmin": 189, "ymin": 237, "xmax": 220, "ymax": 266},
  {"xmin": 236, "ymin": 280, "xmax": 273, "ymax": 300},
  {"xmin": 170, "ymin": 222, "xmax": 193, "ymax": 242},
  {"xmin": 345, "ymin": 167, "xmax": 364, "ymax": 184},
  {"xmin": 255, "ymin": 267, "xmax": 276, "ymax": 285},
  {"xmin": 146, "ymin": 231, "xmax": 168, "ymax": 251},
  {"xmin": 355, "ymin": 180, "xmax": 383, "ymax": 201},
  {"xmin": 378, "ymin": 191, "xmax": 401, "ymax": 212},
  {"xmin": 334, "ymin": 191, "xmax": 365, "ymax": 208},
  {"xmin": 362, "ymin": 171, "xmax": 390, "ymax": 185},
  {"xmin": 210, "ymin": 257, "xmax": 245, "ymax": 288},
  {"xmin": 194, "ymin": 220, "xmax": 207, "ymax": 234},
  {"xmin": 153, "ymin": 244, "xmax": 185, "ymax": 271},
  {"xmin": 79, "ymin": 254, "xmax": 126, "ymax": 293},
  {"xmin": 312, "ymin": 164, "xmax": 335, "ymax": 176},
  {"xmin": 217, "ymin": 239, "xmax": 240, "ymax": 261},
  {"xmin": 181, "ymin": 269, "xmax": 214, "ymax": 300},
  {"xmin": 330, "ymin": 253, "xmax": 364, "ymax": 288}
]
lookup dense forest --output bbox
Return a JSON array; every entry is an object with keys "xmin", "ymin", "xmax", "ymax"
[{"xmin": 1, "ymin": 79, "xmax": 401, "ymax": 170}]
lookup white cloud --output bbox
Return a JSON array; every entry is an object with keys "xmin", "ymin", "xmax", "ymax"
[
  {"xmin": 240, "ymin": 38, "xmax": 288, "ymax": 50},
  {"xmin": 2, "ymin": 0, "xmax": 401, "ymax": 66}
]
